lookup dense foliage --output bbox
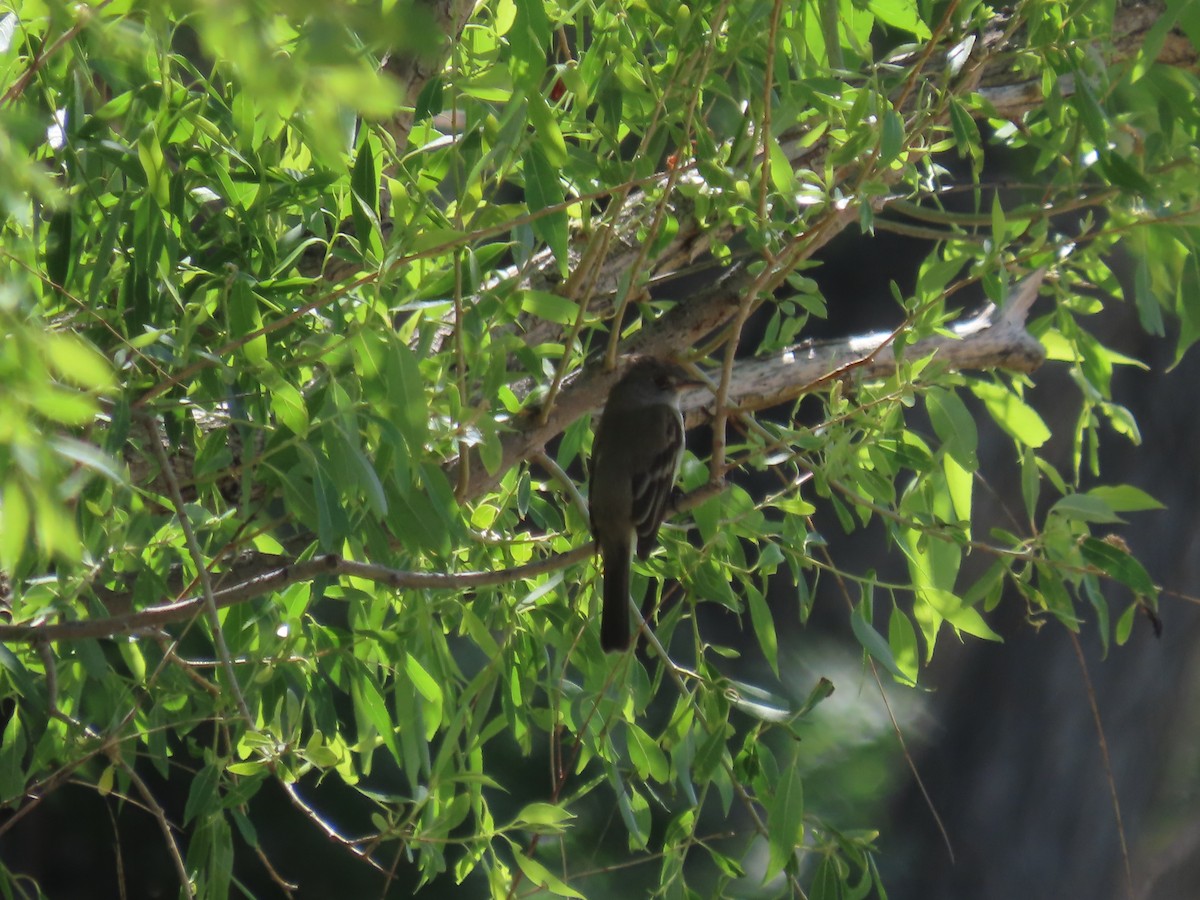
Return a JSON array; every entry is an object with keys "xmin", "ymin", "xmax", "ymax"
[{"xmin": 1, "ymin": 0, "xmax": 1198, "ymax": 896}]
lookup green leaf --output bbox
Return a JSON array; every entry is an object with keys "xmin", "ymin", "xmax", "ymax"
[
  {"xmin": 626, "ymin": 722, "xmax": 669, "ymax": 783},
  {"xmin": 43, "ymin": 333, "xmax": 115, "ymax": 391},
  {"xmin": 943, "ymin": 452, "xmax": 972, "ymax": 524},
  {"xmin": 879, "ymin": 108, "xmax": 904, "ymax": 166},
  {"xmin": 746, "ymin": 584, "xmax": 779, "ymax": 676},
  {"xmin": 1086, "ymin": 484, "xmax": 1164, "ymax": 512},
  {"xmin": 765, "ymin": 748, "xmax": 804, "ymax": 881},
  {"xmin": 352, "ymin": 668, "xmax": 401, "ymax": 766},
  {"xmin": 200, "ymin": 813, "xmax": 233, "ymax": 899},
  {"xmin": 1072, "ymin": 71, "xmax": 1109, "ymax": 149},
  {"xmin": 1115, "ymin": 603, "xmax": 1138, "ymax": 645},
  {"xmin": 810, "ymin": 856, "xmax": 841, "ymax": 900},
  {"xmin": 1049, "ymin": 493, "xmax": 1125, "ymax": 524},
  {"xmin": 267, "ymin": 377, "xmax": 310, "ymax": 435},
  {"xmin": 184, "ymin": 763, "xmax": 222, "ymax": 825},
  {"xmin": 925, "ymin": 387, "xmax": 978, "ymax": 470},
  {"xmin": 460, "ymin": 66, "xmax": 513, "ymax": 101},
  {"xmin": 970, "ymin": 379, "xmax": 1050, "ymax": 448},
  {"xmin": 693, "ymin": 725, "xmax": 729, "ymax": 785},
  {"xmin": 1133, "ymin": 256, "xmax": 1166, "ymax": 337},
  {"xmin": 868, "ymin": 0, "xmax": 932, "ymax": 38},
  {"xmin": 228, "ymin": 279, "xmax": 268, "ymax": 366},
  {"xmin": 523, "ymin": 145, "xmax": 569, "ymax": 275},
  {"xmin": 1083, "ymin": 576, "xmax": 1111, "ymax": 657},
  {"xmin": 512, "ymin": 851, "xmax": 584, "ymax": 898},
  {"xmin": 1020, "ymin": 447, "xmax": 1041, "ymax": 522},
  {"xmin": 921, "ymin": 587, "xmax": 1003, "ymax": 641},
  {"xmin": 118, "ymin": 640, "xmax": 146, "ymax": 682},
  {"xmin": 514, "ymin": 802, "xmax": 575, "ymax": 829},
  {"xmin": 614, "ymin": 781, "xmax": 651, "ymax": 850},
  {"xmin": 1080, "ymin": 537, "xmax": 1157, "ymax": 598},
  {"xmin": 404, "ymin": 653, "xmax": 444, "ymax": 739},
  {"xmin": 991, "ymin": 191, "xmax": 1008, "ymax": 245},
  {"xmin": 0, "ymin": 480, "xmax": 31, "ymax": 570},
  {"xmin": 948, "ymin": 98, "xmax": 980, "ymax": 163},
  {"xmin": 45, "ymin": 209, "xmax": 74, "ymax": 290},
  {"xmin": 767, "ymin": 134, "xmax": 797, "ymax": 194},
  {"xmin": 0, "ymin": 711, "xmax": 27, "ymax": 801},
  {"xmin": 509, "ymin": 0, "xmax": 550, "ymax": 88},
  {"xmin": 388, "ymin": 481, "xmax": 453, "ymax": 556},
  {"xmin": 136, "ymin": 126, "xmax": 170, "ymax": 207},
  {"xmin": 351, "ymin": 134, "xmax": 379, "ymax": 220},
  {"xmin": 527, "ymin": 91, "xmax": 567, "ymax": 168},
  {"xmin": 888, "ymin": 605, "xmax": 919, "ymax": 685},
  {"xmin": 795, "ymin": 677, "xmax": 836, "ymax": 719},
  {"xmin": 519, "ymin": 289, "xmax": 578, "ymax": 325},
  {"xmin": 851, "ymin": 600, "xmax": 916, "ymax": 685},
  {"xmin": 385, "ymin": 340, "xmax": 431, "ymax": 457}
]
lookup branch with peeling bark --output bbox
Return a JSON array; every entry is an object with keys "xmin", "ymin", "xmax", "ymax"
[{"xmin": 706, "ymin": 268, "xmax": 1047, "ymax": 415}]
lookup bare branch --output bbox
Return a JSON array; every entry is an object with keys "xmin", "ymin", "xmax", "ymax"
[
  {"xmin": 702, "ymin": 269, "xmax": 1047, "ymax": 416},
  {"xmin": 282, "ymin": 782, "xmax": 392, "ymax": 876},
  {"xmin": 0, "ymin": 548, "xmax": 594, "ymax": 644}
]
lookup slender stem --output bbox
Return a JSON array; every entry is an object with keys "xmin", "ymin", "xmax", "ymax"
[
  {"xmin": 144, "ymin": 414, "xmax": 253, "ymax": 725},
  {"xmin": 757, "ymin": 0, "xmax": 786, "ymax": 223},
  {"xmin": 1069, "ymin": 631, "xmax": 1134, "ymax": 899},
  {"xmin": 120, "ymin": 759, "xmax": 195, "ymax": 898}
]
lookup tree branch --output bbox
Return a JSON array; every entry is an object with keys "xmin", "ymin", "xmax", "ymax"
[
  {"xmin": 702, "ymin": 268, "xmax": 1047, "ymax": 415},
  {"xmin": 0, "ymin": 548, "xmax": 594, "ymax": 644}
]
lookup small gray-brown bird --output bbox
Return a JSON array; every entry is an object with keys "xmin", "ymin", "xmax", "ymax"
[{"xmin": 589, "ymin": 358, "xmax": 697, "ymax": 651}]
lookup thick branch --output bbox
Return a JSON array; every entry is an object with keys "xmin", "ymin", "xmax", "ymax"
[
  {"xmin": 378, "ymin": 0, "xmax": 477, "ymax": 163},
  {"xmin": 706, "ymin": 269, "xmax": 1047, "ymax": 414}
]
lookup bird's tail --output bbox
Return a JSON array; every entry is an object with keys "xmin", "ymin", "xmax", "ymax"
[{"xmin": 600, "ymin": 539, "xmax": 631, "ymax": 652}]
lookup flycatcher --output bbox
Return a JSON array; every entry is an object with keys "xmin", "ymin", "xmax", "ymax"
[{"xmin": 589, "ymin": 358, "xmax": 697, "ymax": 651}]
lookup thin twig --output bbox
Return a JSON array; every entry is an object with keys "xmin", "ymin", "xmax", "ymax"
[
  {"xmin": 601, "ymin": 0, "xmax": 732, "ymax": 370},
  {"xmin": 0, "ymin": 546, "xmax": 595, "ymax": 643},
  {"xmin": 757, "ymin": 0, "xmax": 786, "ymax": 223},
  {"xmin": 533, "ymin": 450, "xmax": 590, "ymax": 523},
  {"xmin": 282, "ymin": 782, "xmax": 391, "ymax": 875},
  {"xmin": 454, "ymin": 246, "xmax": 471, "ymax": 500},
  {"xmin": 250, "ymin": 837, "xmax": 298, "ymax": 897},
  {"xmin": 104, "ymin": 801, "xmax": 129, "ymax": 900},
  {"xmin": 709, "ymin": 293, "xmax": 755, "ymax": 483},
  {"xmin": 1, "ymin": 0, "xmax": 116, "ymax": 106},
  {"xmin": 813, "ymin": 540, "xmax": 956, "ymax": 863},
  {"xmin": 119, "ymin": 759, "xmax": 194, "ymax": 898},
  {"xmin": 143, "ymin": 413, "xmax": 253, "ymax": 724},
  {"xmin": 1069, "ymin": 631, "xmax": 1134, "ymax": 898}
]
